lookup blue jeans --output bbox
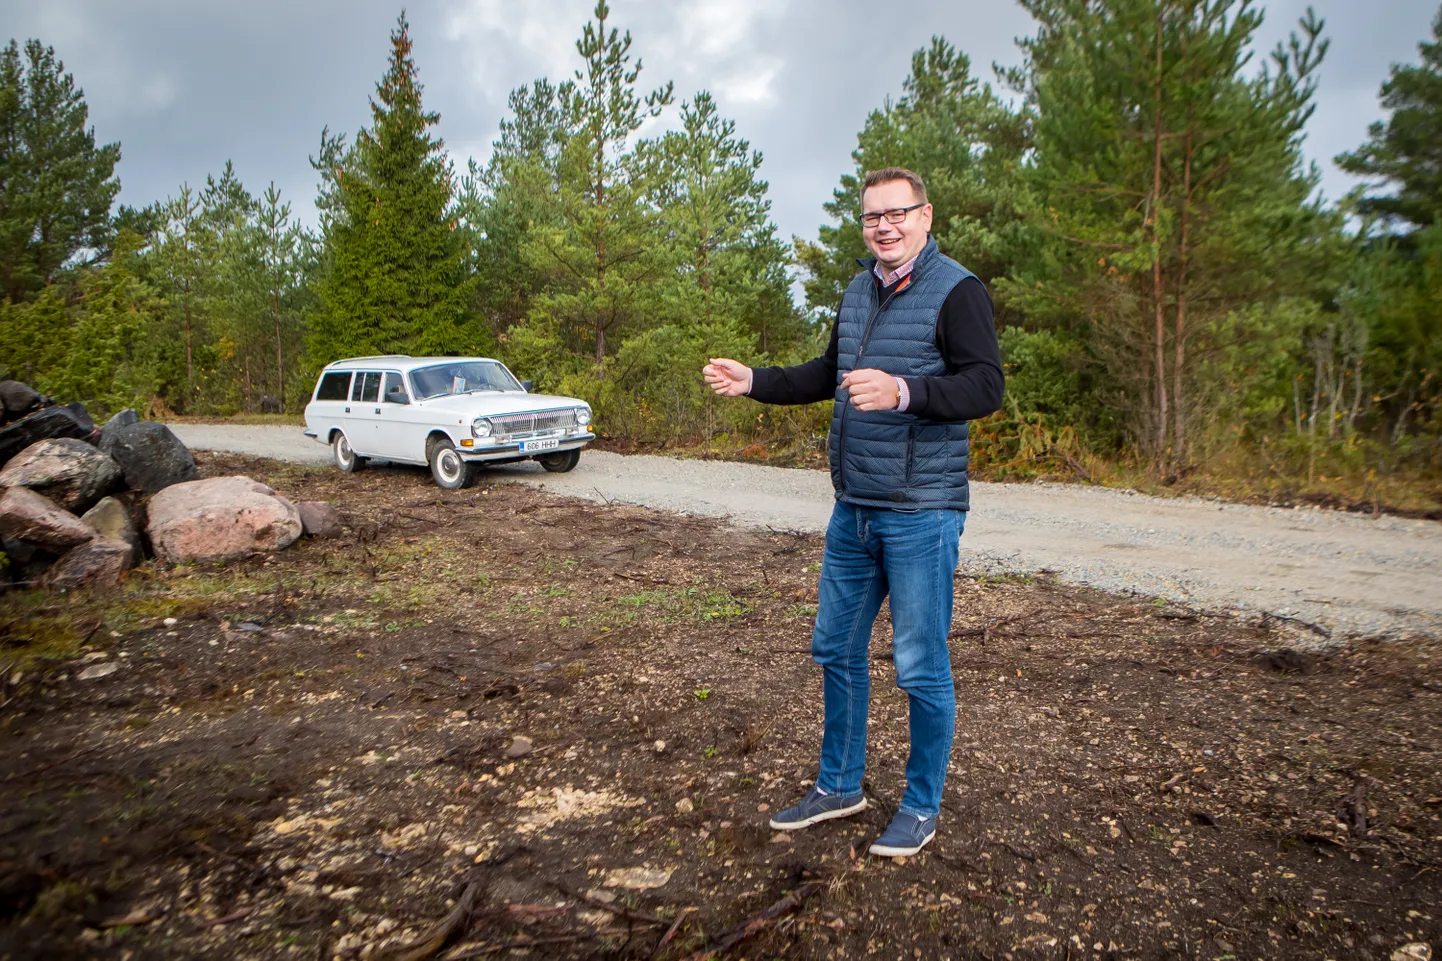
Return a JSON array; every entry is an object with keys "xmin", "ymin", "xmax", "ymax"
[{"xmin": 811, "ymin": 501, "xmax": 964, "ymax": 818}]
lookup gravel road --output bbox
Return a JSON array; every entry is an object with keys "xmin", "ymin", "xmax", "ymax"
[{"xmin": 170, "ymin": 424, "xmax": 1442, "ymax": 640}]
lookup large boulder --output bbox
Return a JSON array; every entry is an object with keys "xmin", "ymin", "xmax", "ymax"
[
  {"xmin": 0, "ymin": 438, "xmax": 122, "ymax": 513},
  {"xmin": 146, "ymin": 476, "xmax": 302, "ymax": 564},
  {"xmin": 1, "ymin": 535, "xmax": 59, "ymax": 584},
  {"xmin": 0, "ymin": 381, "xmax": 44, "ymax": 423},
  {"xmin": 0, "ymin": 406, "xmax": 91, "ymax": 468},
  {"xmin": 81, "ymin": 496, "xmax": 142, "ymax": 565},
  {"xmin": 0, "ymin": 486, "xmax": 96, "ymax": 551},
  {"xmin": 45, "ymin": 537, "xmax": 133, "ymax": 590},
  {"xmin": 99, "ymin": 421, "xmax": 198, "ymax": 493},
  {"xmin": 100, "ymin": 409, "xmax": 140, "ymax": 448}
]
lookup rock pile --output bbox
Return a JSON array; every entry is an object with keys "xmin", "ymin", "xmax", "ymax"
[{"xmin": 0, "ymin": 380, "xmax": 339, "ymax": 591}]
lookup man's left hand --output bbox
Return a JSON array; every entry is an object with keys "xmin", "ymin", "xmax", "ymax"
[{"xmin": 841, "ymin": 368, "xmax": 901, "ymax": 411}]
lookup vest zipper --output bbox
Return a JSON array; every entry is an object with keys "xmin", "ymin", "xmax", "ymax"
[{"xmin": 837, "ymin": 273, "xmax": 914, "ymax": 496}]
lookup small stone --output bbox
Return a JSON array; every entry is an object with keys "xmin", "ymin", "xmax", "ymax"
[
  {"xmin": 77, "ymin": 662, "xmax": 119, "ymax": 680},
  {"xmin": 296, "ymin": 500, "xmax": 343, "ymax": 538},
  {"xmin": 653, "ymin": 740, "xmax": 666, "ymax": 753},
  {"xmin": 675, "ymin": 798, "xmax": 694, "ymax": 814},
  {"xmin": 163, "ymin": 617, "xmax": 178, "ymax": 627},
  {"xmin": 756, "ymin": 803, "xmax": 770, "ymax": 813},
  {"xmin": 1392, "ymin": 945, "xmax": 1432, "ymax": 961},
  {"xmin": 770, "ymin": 831, "xmax": 792, "ymax": 844},
  {"xmin": 506, "ymin": 735, "xmax": 533, "ymax": 758}
]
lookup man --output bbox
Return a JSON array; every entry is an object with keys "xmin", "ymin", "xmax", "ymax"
[{"xmin": 702, "ymin": 167, "xmax": 1003, "ymax": 857}]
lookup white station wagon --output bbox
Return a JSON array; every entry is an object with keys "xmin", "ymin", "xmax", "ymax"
[{"xmin": 303, "ymin": 355, "xmax": 594, "ymax": 489}]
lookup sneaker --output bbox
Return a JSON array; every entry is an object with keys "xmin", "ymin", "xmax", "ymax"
[
  {"xmin": 868, "ymin": 812, "xmax": 937, "ymax": 857},
  {"xmin": 768, "ymin": 787, "xmax": 867, "ymax": 831}
]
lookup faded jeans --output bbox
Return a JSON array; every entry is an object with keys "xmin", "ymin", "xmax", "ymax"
[{"xmin": 810, "ymin": 501, "xmax": 964, "ymax": 818}]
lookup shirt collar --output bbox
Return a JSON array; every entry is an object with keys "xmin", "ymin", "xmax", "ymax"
[{"xmin": 874, "ymin": 253, "xmax": 920, "ymax": 287}]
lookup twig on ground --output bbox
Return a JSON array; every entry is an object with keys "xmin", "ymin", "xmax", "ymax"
[
  {"xmin": 380, "ymin": 879, "xmax": 485, "ymax": 961},
  {"xmin": 1260, "ymin": 611, "xmax": 1331, "ymax": 638},
  {"xmin": 445, "ymin": 934, "xmax": 597, "ymax": 958},
  {"xmin": 101, "ymin": 910, "xmax": 163, "ymax": 928},
  {"xmin": 650, "ymin": 906, "xmax": 697, "ymax": 959},
  {"xmin": 550, "ymin": 883, "xmax": 667, "ymax": 926},
  {"xmin": 682, "ymin": 881, "xmax": 823, "ymax": 961}
]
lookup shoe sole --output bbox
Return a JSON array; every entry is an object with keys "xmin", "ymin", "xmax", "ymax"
[
  {"xmin": 868, "ymin": 830, "xmax": 936, "ymax": 857},
  {"xmin": 769, "ymin": 797, "xmax": 868, "ymax": 831}
]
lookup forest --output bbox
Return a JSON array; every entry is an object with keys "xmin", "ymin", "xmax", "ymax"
[{"xmin": 1, "ymin": 0, "xmax": 1438, "ymax": 507}]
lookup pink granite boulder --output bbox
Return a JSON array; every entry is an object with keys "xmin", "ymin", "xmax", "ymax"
[
  {"xmin": 0, "ymin": 486, "xmax": 97, "ymax": 550},
  {"xmin": 45, "ymin": 537, "xmax": 134, "ymax": 589},
  {"xmin": 146, "ymin": 476, "xmax": 302, "ymax": 564}
]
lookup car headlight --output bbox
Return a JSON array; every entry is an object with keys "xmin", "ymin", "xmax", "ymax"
[
  {"xmin": 472, "ymin": 417, "xmax": 493, "ymax": 438},
  {"xmin": 575, "ymin": 407, "xmax": 591, "ymax": 427}
]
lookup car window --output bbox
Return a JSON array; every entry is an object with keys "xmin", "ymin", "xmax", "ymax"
[
  {"xmin": 382, "ymin": 372, "xmax": 409, "ymax": 404},
  {"xmin": 410, "ymin": 362, "xmax": 522, "ymax": 399},
  {"xmin": 316, "ymin": 371, "xmax": 352, "ymax": 401},
  {"xmin": 351, "ymin": 371, "xmax": 381, "ymax": 403}
]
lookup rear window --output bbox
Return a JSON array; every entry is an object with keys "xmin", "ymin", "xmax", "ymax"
[
  {"xmin": 351, "ymin": 371, "xmax": 381, "ymax": 403},
  {"xmin": 315, "ymin": 371, "xmax": 352, "ymax": 401}
]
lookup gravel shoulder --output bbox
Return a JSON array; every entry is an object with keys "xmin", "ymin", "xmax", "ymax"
[{"xmin": 169, "ymin": 424, "xmax": 1442, "ymax": 639}]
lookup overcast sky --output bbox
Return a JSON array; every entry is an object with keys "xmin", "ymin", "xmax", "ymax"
[{"xmin": 4, "ymin": 0, "xmax": 1437, "ymax": 253}]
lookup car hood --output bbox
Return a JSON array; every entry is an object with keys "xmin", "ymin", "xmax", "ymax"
[{"xmin": 417, "ymin": 391, "xmax": 589, "ymax": 417}]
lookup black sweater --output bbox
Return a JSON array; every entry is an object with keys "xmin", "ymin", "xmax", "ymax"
[{"xmin": 749, "ymin": 275, "xmax": 1004, "ymax": 421}]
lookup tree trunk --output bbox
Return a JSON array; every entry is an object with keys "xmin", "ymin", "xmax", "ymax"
[
  {"xmin": 1174, "ymin": 132, "xmax": 1192, "ymax": 462},
  {"xmin": 1150, "ymin": 11, "xmax": 1168, "ymax": 466}
]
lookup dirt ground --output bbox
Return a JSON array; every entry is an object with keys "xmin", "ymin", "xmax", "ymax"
[{"xmin": 1, "ymin": 454, "xmax": 1439, "ymax": 961}]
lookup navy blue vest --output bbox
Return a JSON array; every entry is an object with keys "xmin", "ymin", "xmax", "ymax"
[{"xmin": 828, "ymin": 237, "xmax": 975, "ymax": 511}]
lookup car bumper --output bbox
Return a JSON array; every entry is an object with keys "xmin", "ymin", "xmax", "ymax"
[
  {"xmin": 303, "ymin": 429, "xmax": 319, "ymax": 439},
  {"xmin": 458, "ymin": 433, "xmax": 594, "ymax": 462}
]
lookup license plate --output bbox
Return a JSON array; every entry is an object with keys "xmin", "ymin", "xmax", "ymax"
[{"xmin": 521, "ymin": 438, "xmax": 559, "ymax": 452}]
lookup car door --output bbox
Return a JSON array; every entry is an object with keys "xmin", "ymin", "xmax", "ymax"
[
  {"xmin": 343, "ymin": 370, "xmax": 383, "ymax": 456},
  {"xmin": 374, "ymin": 370, "xmax": 424, "ymax": 463}
]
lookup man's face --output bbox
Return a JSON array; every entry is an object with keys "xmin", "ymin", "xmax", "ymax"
[{"xmin": 861, "ymin": 179, "xmax": 933, "ymax": 269}]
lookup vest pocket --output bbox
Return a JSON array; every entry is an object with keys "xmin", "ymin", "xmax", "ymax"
[{"xmin": 903, "ymin": 425, "xmax": 917, "ymax": 486}]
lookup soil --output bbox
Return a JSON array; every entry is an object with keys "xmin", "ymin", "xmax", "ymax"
[{"xmin": 1, "ymin": 453, "xmax": 1439, "ymax": 961}]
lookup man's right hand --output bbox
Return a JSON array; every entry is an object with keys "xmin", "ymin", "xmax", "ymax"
[{"xmin": 703, "ymin": 358, "xmax": 753, "ymax": 397}]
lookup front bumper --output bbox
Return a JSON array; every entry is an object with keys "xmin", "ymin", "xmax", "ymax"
[{"xmin": 458, "ymin": 432, "xmax": 594, "ymax": 462}]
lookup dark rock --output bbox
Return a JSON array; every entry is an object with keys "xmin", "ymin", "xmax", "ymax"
[
  {"xmin": 45, "ymin": 537, "xmax": 133, "ymax": 589},
  {"xmin": 99, "ymin": 421, "xmax": 198, "ymax": 492},
  {"xmin": 0, "ymin": 406, "xmax": 90, "ymax": 468},
  {"xmin": 296, "ymin": 500, "xmax": 343, "ymax": 538},
  {"xmin": 0, "ymin": 486, "xmax": 96, "ymax": 550},
  {"xmin": 0, "ymin": 437, "xmax": 122, "ymax": 513},
  {"xmin": 0, "ymin": 381, "xmax": 44, "ymax": 422},
  {"xmin": 63, "ymin": 402, "xmax": 95, "ymax": 433},
  {"xmin": 259, "ymin": 395, "xmax": 283, "ymax": 414},
  {"xmin": 81, "ymin": 496, "xmax": 142, "ymax": 565},
  {"xmin": 100, "ymin": 409, "xmax": 140, "ymax": 448}
]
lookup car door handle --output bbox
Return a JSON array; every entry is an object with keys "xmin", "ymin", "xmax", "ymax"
[
  {"xmin": 374, "ymin": 408, "xmax": 382, "ymax": 415},
  {"xmin": 344, "ymin": 406, "xmax": 351, "ymax": 413}
]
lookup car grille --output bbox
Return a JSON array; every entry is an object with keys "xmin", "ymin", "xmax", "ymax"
[{"xmin": 490, "ymin": 409, "xmax": 578, "ymax": 439}]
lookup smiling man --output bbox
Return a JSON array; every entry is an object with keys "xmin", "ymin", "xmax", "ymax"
[{"xmin": 702, "ymin": 167, "xmax": 1003, "ymax": 856}]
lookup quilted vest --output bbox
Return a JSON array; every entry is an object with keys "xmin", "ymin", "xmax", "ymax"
[{"xmin": 827, "ymin": 236, "xmax": 975, "ymax": 511}]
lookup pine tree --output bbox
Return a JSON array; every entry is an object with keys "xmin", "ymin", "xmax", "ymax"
[
  {"xmin": 522, "ymin": 0, "xmax": 673, "ymax": 364},
  {"xmin": 312, "ymin": 13, "xmax": 476, "ymax": 362},
  {"xmin": 0, "ymin": 38, "xmax": 120, "ymax": 303},
  {"xmin": 1337, "ymin": 5, "xmax": 1442, "ymax": 234}
]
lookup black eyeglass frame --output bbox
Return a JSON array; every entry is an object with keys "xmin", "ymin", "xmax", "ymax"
[{"xmin": 858, "ymin": 202, "xmax": 926, "ymax": 228}]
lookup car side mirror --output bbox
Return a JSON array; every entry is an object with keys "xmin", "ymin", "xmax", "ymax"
[
  {"xmin": 387, "ymin": 391, "xmax": 410, "ymax": 405},
  {"xmin": 521, "ymin": 380, "xmax": 533, "ymax": 392}
]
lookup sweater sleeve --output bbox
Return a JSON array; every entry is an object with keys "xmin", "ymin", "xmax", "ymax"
[
  {"xmin": 901, "ymin": 277, "xmax": 1005, "ymax": 422},
  {"xmin": 746, "ymin": 320, "xmax": 839, "ymax": 405}
]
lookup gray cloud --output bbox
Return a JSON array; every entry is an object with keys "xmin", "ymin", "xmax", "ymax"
[{"xmin": 2, "ymin": 0, "xmax": 1435, "ymax": 258}]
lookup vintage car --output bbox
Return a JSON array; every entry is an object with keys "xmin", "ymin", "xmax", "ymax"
[{"xmin": 303, "ymin": 356, "xmax": 594, "ymax": 489}]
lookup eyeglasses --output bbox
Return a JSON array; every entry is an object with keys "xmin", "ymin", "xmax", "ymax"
[{"xmin": 859, "ymin": 203, "xmax": 925, "ymax": 228}]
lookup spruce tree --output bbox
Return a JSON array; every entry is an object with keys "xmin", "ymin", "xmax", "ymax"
[{"xmin": 312, "ymin": 13, "xmax": 475, "ymax": 361}]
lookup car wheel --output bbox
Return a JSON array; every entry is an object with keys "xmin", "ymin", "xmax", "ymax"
[
  {"xmin": 428, "ymin": 437, "xmax": 475, "ymax": 490},
  {"xmin": 333, "ymin": 432, "xmax": 367, "ymax": 472},
  {"xmin": 538, "ymin": 448, "xmax": 581, "ymax": 473}
]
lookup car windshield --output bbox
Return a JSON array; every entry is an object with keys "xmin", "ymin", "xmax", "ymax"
[{"xmin": 410, "ymin": 362, "xmax": 522, "ymax": 399}]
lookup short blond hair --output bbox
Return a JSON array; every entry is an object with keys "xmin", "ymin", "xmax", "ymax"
[{"xmin": 861, "ymin": 167, "xmax": 928, "ymax": 205}]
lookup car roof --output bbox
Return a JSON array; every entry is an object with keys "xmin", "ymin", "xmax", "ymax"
[{"xmin": 323, "ymin": 356, "xmax": 504, "ymax": 373}]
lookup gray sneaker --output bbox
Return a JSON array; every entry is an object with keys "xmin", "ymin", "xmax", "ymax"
[
  {"xmin": 868, "ymin": 812, "xmax": 936, "ymax": 856},
  {"xmin": 768, "ymin": 787, "xmax": 867, "ymax": 831}
]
